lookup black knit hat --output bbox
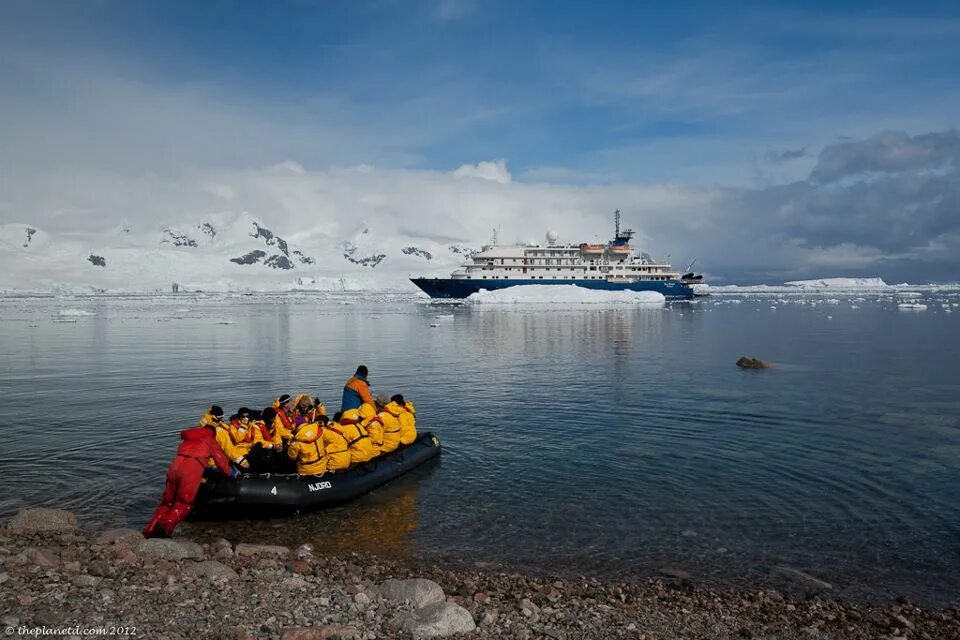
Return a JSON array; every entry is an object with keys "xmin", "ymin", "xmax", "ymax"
[
  {"xmin": 237, "ymin": 407, "xmax": 251, "ymax": 418},
  {"xmin": 390, "ymin": 394, "xmax": 405, "ymax": 405},
  {"xmin": 261, "ymin": 407, "xmax": 277, "ymax": 422},
  {"xmin": 278, "ymin": 394, "xmax": 292, "ymax": 404},
  {"xmin": 210, "ymin": 405, "xmax": 224, "ymax": 417},
  {"xmin": 356, "ymin": 365, "xmax": 368, "ymax": 377}
]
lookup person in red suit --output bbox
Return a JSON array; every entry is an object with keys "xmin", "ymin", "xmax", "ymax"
[{"xmin": 143, "ymin": 421, "xmax": 239, "ymax": 538}]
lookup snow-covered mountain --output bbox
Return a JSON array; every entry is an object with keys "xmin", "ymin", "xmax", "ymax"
[{"xmin": 0, "ymin": 213, "xmax": 474, "ymax": 293}]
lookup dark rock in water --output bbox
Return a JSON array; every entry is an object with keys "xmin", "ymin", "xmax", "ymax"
[
  {"xmin": 658, "ymin": 567, "xmax": 691, "ymax": 580},
  {"xmin": 230, "ymin": 250, "xmax": 267, "ymax": 265},
  {"xmin": 737, "ymin": 357, "xmax": 772, "ymax": 369},
  {"xmin": 773, "ymin": 565, "xmax": 833, "ymax": 591},
  {"xmin": 265, "ymin": 254, "xmax": 294, "ymax": 270},
  {"xmin": 87, "ymin": 254, "xmax": 106, "ymax": 267}
]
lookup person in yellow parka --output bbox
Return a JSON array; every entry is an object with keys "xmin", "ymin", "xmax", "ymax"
[
  {"xmin": 332, "ymin": 409, "xmax": 378, "ymax": 465},
  {"xmin": 359, "ymin": 403, "xmax": 384, "ymax": 456},
  {"xmin": 375, "ymin": 394, "xmax": 402, "ymax": 454},
  {"xmin": 319, "ymin": 415, "xmax": 351, "ymax": 472},
  {"xmin": 199, "ymin": 405, "xmax": 249, "ymax": 469},
  {"xmin": 228, "ymin": 407, "xmax": 258, "ymax": 456},
  {"xmin": 286, "ymin": 420, "xmax": 327, "ymax": 476},
  {"xmin": 294, "ymin": 393, "xmax": 326, "ymax": 424},
  {"xmin": 386, "ymin": 394, "xmax": 417, "ymax": 446},
  {"xmin": 272, "ymin": 394, "xmax": 296, "ymax": 444}
]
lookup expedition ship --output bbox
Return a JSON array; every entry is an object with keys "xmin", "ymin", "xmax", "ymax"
[{"xmin": 411, "ymin": 211, "xmax": 702, "ymax": 299}]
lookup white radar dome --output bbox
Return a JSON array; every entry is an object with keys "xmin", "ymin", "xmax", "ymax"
[{"xmin": 546, "ymin": 230, "xmax": 559, "ymax": 244}]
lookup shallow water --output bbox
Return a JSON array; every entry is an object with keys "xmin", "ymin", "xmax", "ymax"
[{"xmin": 1, "ymin": 291, "xmax": 958, "ymax": 604}]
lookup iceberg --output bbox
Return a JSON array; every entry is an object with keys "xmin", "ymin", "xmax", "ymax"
[
  {"xmin": 466, "ymin": 285, "xmax": 666, "ymax": 305},
  {"xmin": 783, "ymin": 277, "xmax": 889, "ymax": 289}
]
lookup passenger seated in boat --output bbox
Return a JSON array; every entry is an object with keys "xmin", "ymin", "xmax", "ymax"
[
  {"xmin": 200, "ymin": 405, "xmax": 250, "ymax": 470},
  {"xmin": 334, "ymin": 409, "xmax": 378, "ymax": 465},
  {"xmin": 244, "ymin": 407, "xmax": 284, "ymax": 473},
  {"xmin": 359, "ymin": 403, "xmax": 384, "ymax": 456},
  {"xmin": 376, "ymin": 394, "xmax": 402, "ymax": 454},
  {"xmin": 287, "ymin": 418, "xmax": 327, "ymax": 476},
  {"xmin": 228, "ymin": 407, "xmax": 257, "ymax": 456},
  {"xmin": 321, "ymin": 414, "xmax": 351, "ymax": 472},
  {"xmin": 294, "ymin": 393, "xmax": 326, "ymax": 424},
  {"xmin": 386, "ymin": 395, "xmax": 418, "ymax": 445},
  {"xmin": 272, "ymin": 394, "xmax": 296, "ymax": 445},
  {"xmin": 342, "ymin": 365, "xmax": 374, "ymax": 413}
]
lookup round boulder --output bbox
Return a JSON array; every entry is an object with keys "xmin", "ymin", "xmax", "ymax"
[
  {"xmin": 6, "ymin": 508, "xmax": 78, "ymax": 535},
  {"xmin": 377, "ymin": 578, "xmax": 445, "ymax": 608},
  {"xmin": 397, "ymin": 602, "xmax": 476, "ymax": 638}
]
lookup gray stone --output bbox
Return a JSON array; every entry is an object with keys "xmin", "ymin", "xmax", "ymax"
[
  {"xmin": 21, "ymin": 547, "xmax": 60, "ymax": 568},
  {"xmin": 95, "ymin": 528, "xmax": 143, "ymax": 546},
  {"xmin": 353, "ymin": 592, "xmax": 371, "ymax": 608},
  {"xmin": 135, "ymin": 538, "xmax": 205, "ymax": 561},
  {"xmin": 235, "ymin": 543, "xmax": 290, "ymax": 558},
  {"xmin": 6, "ymin": 508, "xmax": 78, "ymax": 535},
  {"xmin": 377, "ymin": 578, "xmax": 445, "ymax": 608},
  {"xmin": 397, "ymin": 601, "xmax": 476, "ymax": 638},
  {"xmin": 72, "ymin": 574, "xmax": 101, "ymax": 588},
  {"xmin": 182, "ymin": 560, "xmax": 239, "ymax": 581}
]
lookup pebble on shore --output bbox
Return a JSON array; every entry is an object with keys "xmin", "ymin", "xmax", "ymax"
[{"xmin": 1, "ymin": 507, "xmax": 959, "ymax": 639}]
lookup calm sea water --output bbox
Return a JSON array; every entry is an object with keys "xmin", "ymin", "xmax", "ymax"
[{"xmin": 1, "ymin": 291, "xmax": 958, "ymax": 604}]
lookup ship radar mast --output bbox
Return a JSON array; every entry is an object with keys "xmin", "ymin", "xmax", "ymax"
[{"xmin": 612, "ymin": 209, "xmax": 635, "ymax": 244}]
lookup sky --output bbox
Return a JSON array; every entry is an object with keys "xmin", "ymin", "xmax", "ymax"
[{"xmin": 0, "ymin": 0, "xmax": 958, "ymax": 283}]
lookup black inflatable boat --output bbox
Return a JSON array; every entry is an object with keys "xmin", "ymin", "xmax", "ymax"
[{"xmin": 192, "ymin": 432, "xmax": 441, "ymax": 518}]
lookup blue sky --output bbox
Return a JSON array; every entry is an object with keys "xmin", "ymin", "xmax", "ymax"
[{"xmin": 1, "ymin": 0, "xmax": 958, "ymax": 282}]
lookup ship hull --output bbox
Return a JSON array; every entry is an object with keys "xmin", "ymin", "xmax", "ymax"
[{"xmin": 411, "ymin": 277, "xmax": 694, "ymax": 299}]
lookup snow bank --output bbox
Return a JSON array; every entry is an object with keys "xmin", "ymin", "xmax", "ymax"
[
  {"xmin": 898, "ymin": 303, "xmax": 928, "ymax": 311},
  {"xmin": 466, "ymin": 285, "xmax": 666, "ymax": 305},
  {"xmin": 783, "ymin": 277, "xmax": 888, "ymax": 289},
  {"xmin": 57, "ymin": 309, "xmax": 94, "ymax": 316}
]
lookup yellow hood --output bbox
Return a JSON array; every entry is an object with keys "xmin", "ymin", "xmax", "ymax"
[{"xmin": 293, "ymin": 423, "xmax": 320, "ymax": 443}]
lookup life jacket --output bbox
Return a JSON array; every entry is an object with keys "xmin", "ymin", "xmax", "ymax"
[
  {"xmin": 251, "ymin": 419, "xmax": 281, "ymax": 449},
  {"xmin": 385, "ymin": 401, "xmax": 417, "ymax": 446},
  {"xmin": 359, "ymin": 404, "xmax": 384, "ymax": 451},
  {"xmin": 378, "ymin": 410, "xmax": 402, "ymax": 453},
  {"xmin": 322, "ymin": 428, "xmax": 351, "ymax": 471},
  {"xmin": 330, "ymin": 411, "xmax": 377, "ymax": 464},
  {"xmin": 272, "ymin": 402, "xmax": 295, "ymax": 442},
  {"xmin": 229, "ymin": 419, "xmax": 256, "ymax": 445},
  {"xmin": 287, "ymin": 423, "xmax": 326, "ymax": 476}
]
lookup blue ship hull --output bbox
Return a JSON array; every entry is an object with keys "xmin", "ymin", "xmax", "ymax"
[{"xmin": 411, "ymin": 277, "xmax": 694, "ymax": 299}]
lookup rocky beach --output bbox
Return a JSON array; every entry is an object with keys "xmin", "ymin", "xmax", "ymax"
[{"xmin": 0, "ymin": 508, "xmax": 957, "ymax": 640}]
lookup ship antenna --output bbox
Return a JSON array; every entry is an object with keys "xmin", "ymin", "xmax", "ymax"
[
  {"xmin": 614, "ymin": 209, "xmax": 621, "ymax": 237},
  {"xmin": 492, "ymin": 227, "xmax": 498, "ymax": 246}
]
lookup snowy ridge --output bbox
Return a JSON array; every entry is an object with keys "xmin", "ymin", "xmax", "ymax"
[{"xmin": 0, "ymin": 214, "xmax": 471, "ymax": 294}]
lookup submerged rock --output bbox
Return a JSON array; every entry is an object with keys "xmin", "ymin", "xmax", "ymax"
[
  {"xmin": 377, "ymin": 578, "xmax": 445, "ymax": 608},
  {"xmin": 773, "ymin": 566, "xmax": 834, "ymax": 591},
  {"xmin": 6, "ymin": 508, "xmax": 78, "ymax": 535},
  {"xmin": 736, "ymin": 356, "xmax": 772, "ymax": 369}
]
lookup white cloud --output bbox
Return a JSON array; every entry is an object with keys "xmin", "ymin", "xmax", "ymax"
[{"xmin": 453, "ymin": 159, "xmax": 512, "ymax": 184}]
